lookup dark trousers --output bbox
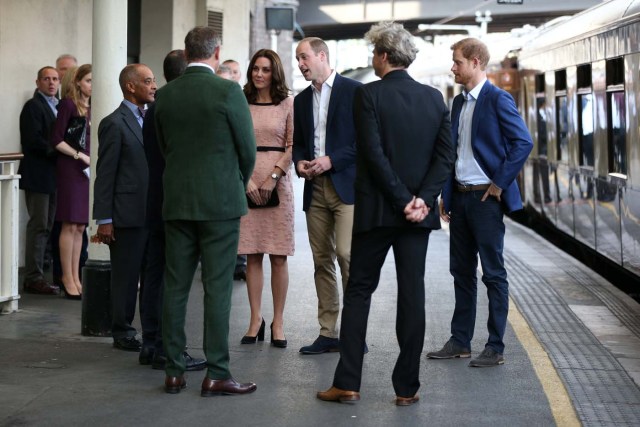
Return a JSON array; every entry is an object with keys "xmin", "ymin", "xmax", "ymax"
[
  {"xmin": 110, "ymin": 226, "xmax": 147, "ymax": 339},
  {"xmin": 140, "ymin": 221, "xmax": 165, "ymax": 352},
  {"xmin": 333, "ymin": 227, "xmax": 430, "ymax": 398},
  {"xmin": 449, "ymin": 190, "xmax": 508, "ymax": 354},
  {"xmin": 162, "ymin": 219, "xmax": 239, "ymax": 379},
  {"xmin": 24, "ymin": 191, "xmax": 56, "ymax": 282}
]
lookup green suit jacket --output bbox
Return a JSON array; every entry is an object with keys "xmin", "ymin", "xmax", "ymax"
[{"xmin": 154, "ymin": 65, "xmax": 256, "ymax": 221}]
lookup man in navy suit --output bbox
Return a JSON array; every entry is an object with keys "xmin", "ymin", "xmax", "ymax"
[
  {"xmin": 293, "ymin": 37, "xmax": 361, "ymax": 354},
  {"xmin": 427, "ymin": 38, "xmax": 533, "ymax": 367},
  {"xmin": 317, "ymin": 22, "xmax": 454, "ymax": 405},
  {"xmin": 19, "ymin": 66, "xmax": 61, "ymax": 295},
  {"xmin": 94, "ymin": 64, "xmax": 156, "ymax": 352}
]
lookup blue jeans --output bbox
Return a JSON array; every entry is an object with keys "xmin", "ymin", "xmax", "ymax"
[{"xmin": 449, "ymin": 190, "xmax": 508, "ymax": 354}]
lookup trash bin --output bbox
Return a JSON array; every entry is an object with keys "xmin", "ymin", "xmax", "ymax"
[{"xmin": 81, "ymin": 259, "xmax": 112, "ymax": 336}]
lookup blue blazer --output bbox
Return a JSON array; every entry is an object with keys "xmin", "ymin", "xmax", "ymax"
[
  {"xmin": 442, "ymin": 81, "xmax": 533, "ymax": 213},
  {"xmin": 293, "ymin": 73, "xmax": 362, "ymax": 211}
]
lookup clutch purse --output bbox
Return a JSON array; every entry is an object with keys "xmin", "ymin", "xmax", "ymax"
[
  {"xmin": 247, "ymin": 188, "xmax": 279, "ymax": 209},
  {"xmin": 64, "ymin": 116, "xmax": 87, "ymax": 151}
]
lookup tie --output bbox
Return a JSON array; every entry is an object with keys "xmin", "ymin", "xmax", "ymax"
[{"xmin": 138, "ymin": 107, "xmax": 146, "ymax": 118}]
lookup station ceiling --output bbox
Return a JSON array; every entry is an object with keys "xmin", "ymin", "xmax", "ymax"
[{"xmin": 295, "ymin": 0, "xmax": 602, "ymax": 40}]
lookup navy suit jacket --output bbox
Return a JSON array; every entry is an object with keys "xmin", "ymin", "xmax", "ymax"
[
  {"xmin": 442, "ymin": 81, "xmax": 533, "ymax": 213},
  {"xmin": 293, "ymin": 73, "xmax": 361, "ymax": 211},
  {"xmin": 352, "ymin": 70, "xmax": 454, "ymax": 233},
  {"xmin": 93, "ymin": 102, "xmax": 149, "ymax": 227},
  {"xmin": 18, "ymin": 92, "xmax": 57, "ymax": 194}
]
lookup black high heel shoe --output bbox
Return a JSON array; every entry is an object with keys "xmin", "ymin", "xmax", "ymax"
[
  {"xmin": 241, "ymin": 318, "xmax": 265, "ymax": 344},
  {"xmin": 270, "ymin": 323, "xmax": 287, "ymax": 348},
  {"xmin": 61, "ymin": 280, "xmax": 81, "ymax": 300}
]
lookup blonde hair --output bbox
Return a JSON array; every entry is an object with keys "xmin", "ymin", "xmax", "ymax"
[{"xmin": 60, "ymin": 66, "xmax": 77, "ymax": 99}]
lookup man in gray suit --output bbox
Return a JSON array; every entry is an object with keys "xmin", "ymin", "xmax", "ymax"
[{"xmin": 94, "ymin": 64, "xmax": 157, "ymax": 351}]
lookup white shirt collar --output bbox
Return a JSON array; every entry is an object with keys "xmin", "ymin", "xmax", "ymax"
[
  {"xmin": 187, "ymin": 62, "xmax": 215, "ymax": 73},
  {"xmin": 463, "ymin": 77, "xmax": 487, "ymax": 101}
]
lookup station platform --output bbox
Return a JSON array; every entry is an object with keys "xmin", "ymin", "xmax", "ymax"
[{"xmin": 1, "ymin": 180, "xmax": 640, "ymax": 426}]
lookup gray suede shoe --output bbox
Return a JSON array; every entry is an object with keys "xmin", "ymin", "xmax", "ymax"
[
  {"xmin": 469, "ymin": 347, "xmax": 504, "ymax": 367},
  {"xmin": 426, "ymin": 339, "xmax": 471, "ymax": 359}
]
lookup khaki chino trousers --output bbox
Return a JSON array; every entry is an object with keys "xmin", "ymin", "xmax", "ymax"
[{"xmin": 305, "ymin": 176, "xmax": 354, "ymax": 338}]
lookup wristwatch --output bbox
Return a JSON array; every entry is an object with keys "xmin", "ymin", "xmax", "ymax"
[
  {"xmin": 271, "ymin": 173, "xmax": 280, "ymax": 181},
  {"xmin": 73, "ymin": 151, "xmax": 80, "ymax": 160}
]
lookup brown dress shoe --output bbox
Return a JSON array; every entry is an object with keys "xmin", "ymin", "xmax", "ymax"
[
  {"xmin": 395, "ymin": 395, "xmax": 419, "ymax": 406},
  {"xmin": 165, "ymin": 375, "xmax": 186, "ymax": 394},
  {"xmin": 23, "ymin": 279, "xmax": 60, "ymax": 295},
  {"xmin": 201, "ymin": 377, "xmax": 257, "ymax": 396},
  {"xmin": 317, "ymin": 386, "xmax": 360, "ymax": 403}
]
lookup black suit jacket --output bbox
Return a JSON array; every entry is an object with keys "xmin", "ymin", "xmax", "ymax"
[
  {"xmin": 352, "ymin": 70, "xmax": 455, "ymax": 233},
  {"xmin": 93, "ymin": 102, "xmax": 149, "ymax": 228},
  {"xmin": 142, "ymin": 102, "xmax": 163, "ymax": 224},
  {"xmin": 18, "ymin": 92, "xmax": 57, "ymax": 194},
  {"xmin": 293, "ymin": 73, "xmax": 361, "ymax": 211}
]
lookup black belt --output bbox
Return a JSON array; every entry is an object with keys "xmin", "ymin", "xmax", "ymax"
[
  {"xmin": 256, "ymin": 146, "xmax": 285, "ymax": 152},
  {"xmin": 455, "ymin": 183, "xmax": 491, "ymax": 192}
]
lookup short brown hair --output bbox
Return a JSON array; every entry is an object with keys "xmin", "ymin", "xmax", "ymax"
[{"xmin": 451, "ymin": 38, "xmax": 490, "ymax": 69}]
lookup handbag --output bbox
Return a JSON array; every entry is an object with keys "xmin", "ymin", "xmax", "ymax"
[
  {"xmin": 247, "ymin": 188, "xmax": 279, "ymax": 208},
  {"xmin": 64, "ymin": 116, "xmax": 87, "ymax": 151}
]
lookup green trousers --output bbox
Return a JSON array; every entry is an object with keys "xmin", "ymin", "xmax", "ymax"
[{"xmin": 162, "ymin": 218, "xmax": 239, "ymax": 379}]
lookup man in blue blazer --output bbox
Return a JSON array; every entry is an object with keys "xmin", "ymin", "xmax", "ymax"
[
  {"xmin": 427, "ymin": 38, "xmax": 533, "ymax": 367},
  {"xmin": 293, "ymin": 37, "xmax": 362, "ymax": 354}
]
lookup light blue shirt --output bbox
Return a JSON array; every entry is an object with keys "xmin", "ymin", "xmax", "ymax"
[
  {"xmin": 38, "ymin": 90, "xmax": 58, "ymax": 117},
  {"xmin": 455, "ymin": 78, "xmax": 490, "ymax": 185}
]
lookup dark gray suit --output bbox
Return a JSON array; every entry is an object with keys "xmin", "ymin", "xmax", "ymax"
[{"xmin": 94, "ymin": 102, "xmax": 149, "ymax": 339}]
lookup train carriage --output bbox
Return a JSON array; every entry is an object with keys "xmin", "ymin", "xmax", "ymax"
[{"xmin": 515, "ymin": 0, "xmax": 640, "ymax": 281}]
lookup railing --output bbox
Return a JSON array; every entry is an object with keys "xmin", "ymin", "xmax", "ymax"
[{"xmin": 0, "ymin": 153, "xmax": 23, "ymax": 314}]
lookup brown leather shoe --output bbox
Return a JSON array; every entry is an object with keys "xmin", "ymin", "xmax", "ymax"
[
  {"xmin": 165, "ymin": 375, "xmax": 186, "ymax": 394},
  {"xmin": 201, "ymin": 377, "xmax": 257, "ymax": 396},
  {"xmin": 317, "ymin": 386, "xmax": 360, "ymax": 403},
  {"xmin": 23, "ymin": 279, "xmax": 60, "ymax": 295},
  {"xmin": 395, "ymin": 395, "xmax": 419, "ymax": 406}
]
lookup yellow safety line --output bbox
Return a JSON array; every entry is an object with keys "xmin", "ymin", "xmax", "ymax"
[{"xmin": 508, "ymin": 298, "xmax": 581, "ymax": 426}]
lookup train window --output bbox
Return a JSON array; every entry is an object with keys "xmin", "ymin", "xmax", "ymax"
[
  {"xmin": 554, "ymin": 70, "xmax": 569, "ymax": 161},
  {"xmin": 535, "ymin": 74, "xmax": 545, "ymax": 93},
  {"xmin": 578, "ymin": 94, "xmax": 595, "ymax": 167},
  {"xmin": 606, "ymin": 57, "xmax": 624, "ymax": 87},
  {"xmin": 555, "ymin": 70, "xmax": 566, "ymax": 91},
  {"xmin": 556, "ymin": 96, "xmax": 569, "ymax": 162},
  {"xmin": 606, "ymin": 58, "xmax": 626, "ymax": 174},
  {"xmin": 577, "ymin": 64, "xmax": 592, "ymax": 89}
]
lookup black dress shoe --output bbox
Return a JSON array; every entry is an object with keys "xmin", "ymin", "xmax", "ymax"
[
  {"xmin": 233, "ymin": 270, "xmax": 246, "ymax": 281},
  {"xmin": 139, "ymin": 346, "xmax": 155, "ymax": 365},
  {"xmin": 201, "ymin": 377, "xmax": 256, "ymax": 396},
  {"xmin": 152, "ymin": 351, "xmax": 206, "ymax": 371},
  {"xmin": 165, "ymin": 375, "xmax": 186, "ymax": 394},
  {"xmin": 113, "ymin": 336, "xmax": 142, "ymax": 352}
]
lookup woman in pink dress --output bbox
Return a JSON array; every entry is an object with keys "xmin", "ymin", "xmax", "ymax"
[
  {"xmin": 239, "ymin": 49, "xmax": 294, "ymax": 348},
  {"xmin": 51, "ymin": 64, "xmax": 92, "ymax": 299}
]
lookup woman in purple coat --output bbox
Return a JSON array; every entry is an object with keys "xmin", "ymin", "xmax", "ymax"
[{"xmin": 51, "ymin": 64, "xmax": 92, "ymax": 299}]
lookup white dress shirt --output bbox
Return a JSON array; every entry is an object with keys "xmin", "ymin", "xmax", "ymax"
[{"xmin": 312, "ymin": 70, "xmax": 336, "ymax": 158}]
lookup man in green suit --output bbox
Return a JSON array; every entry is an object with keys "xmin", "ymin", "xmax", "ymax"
[{"xmin": 154, "ymin": 26, "xmax": 257, "ymax": 396}]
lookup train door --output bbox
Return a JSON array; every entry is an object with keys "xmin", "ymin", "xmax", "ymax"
[
  {"xmin": 554, "ymin": 69, "xmax": 574, "ymax": 237},
  {"xmin": 574, "ymin": 63, "xmax": 597, "ymax": 248},
  {"xmin": 620, "ymin": 53, "xmax": 640, "ymax": 276},
  {"xmin": 594, "ymin": 57, "xmax": 626, "ymax": 267}
]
